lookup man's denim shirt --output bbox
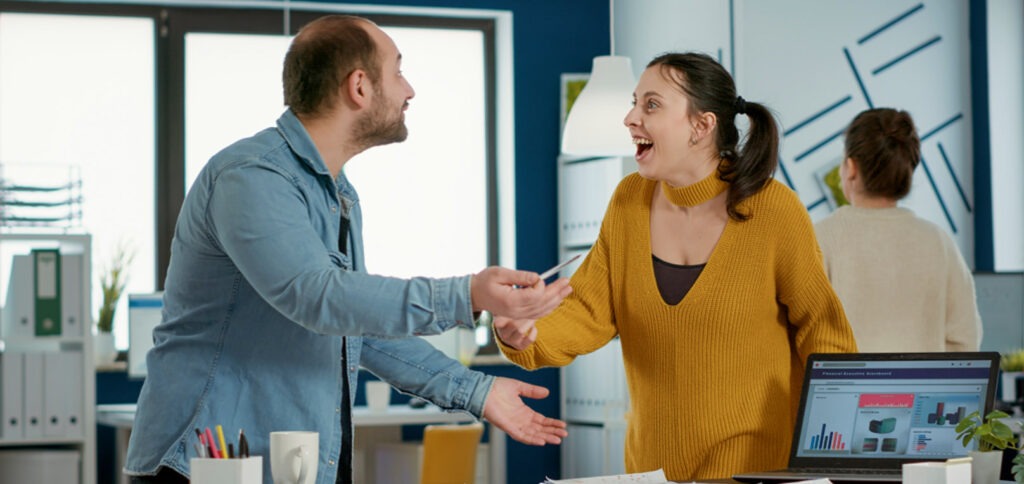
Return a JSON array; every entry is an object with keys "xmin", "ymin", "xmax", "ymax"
[{"xmin": 124, "ymin": 109, "xmax": 494, "ymax": 484}]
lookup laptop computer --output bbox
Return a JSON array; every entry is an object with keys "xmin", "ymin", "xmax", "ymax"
[{"xmin": 733, "ymin": 352, "xmax": 1001, "ymax": 483}]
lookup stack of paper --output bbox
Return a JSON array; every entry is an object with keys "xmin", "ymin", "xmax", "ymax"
[
  {"xmin": 542, "ymin": 469, "xmax": 668, "ymax": 483},
  {"xmin": 541, "ymin": 471, "xmax": 833, "ymax": 484}
]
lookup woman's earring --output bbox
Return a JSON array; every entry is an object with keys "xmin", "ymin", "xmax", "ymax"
[{"xmin": 688, "ymin": 137, "xmax": 698, "ymax": 146}]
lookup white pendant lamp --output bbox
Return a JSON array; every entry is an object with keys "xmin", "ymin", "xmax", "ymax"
[{"xmin": 560, "ymin": 0, "xmax": 635, "ymax": 157}]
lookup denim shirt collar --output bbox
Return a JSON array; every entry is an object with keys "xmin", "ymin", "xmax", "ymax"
[{"xmin": 276, "ymin": 108, "xmax": 360, "ymax": 214}]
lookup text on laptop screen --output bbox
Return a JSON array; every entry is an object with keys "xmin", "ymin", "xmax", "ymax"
[{"xmin": 795, "ymin": 358, "xmax": 993, "ymax": 459}]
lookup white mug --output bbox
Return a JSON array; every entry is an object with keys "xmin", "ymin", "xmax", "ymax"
[{"xmin": 270, "ymin": 431, "xmax": 318, "ymax": 484}]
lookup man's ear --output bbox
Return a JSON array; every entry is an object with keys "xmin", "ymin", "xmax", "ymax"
[
  {"xmin": 346, "ymin": 69, "xmax": 371, "ymax": 110},
  {"xmin": 692, "ymin": 111, "xmax": 718, "ymax": 143}
]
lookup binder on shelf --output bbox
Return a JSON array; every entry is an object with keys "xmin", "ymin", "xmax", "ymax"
[
  {"xmin": 2, "ymin": 255, "xmax": 34, "ymax": 341},
  {"xmin": 1, "ymin": 352, "xmax": 24, "ymax": 439},
  {"xmin": 59, "ymin": 254, "xmax": 84, "ymax": 338},
  {"xmin": 60, "ymin": 350, "xmax": 83, "ymax": 438},
  {"xmin": 32, "ymin": 249, "xmax": 62, "ymax": 337},
  {"xmin": 557, "ymin": 157, "xmax": 632, "ymax": 247},
  {"xmin": 22, "ymin": 352, "xmax": 43, "ymax": 439},
  {"xmin": 42, "ymin": 352, "xmax": 65, "ymax": 437}
]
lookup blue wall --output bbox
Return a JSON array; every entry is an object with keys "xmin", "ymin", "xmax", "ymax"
[{"xmin": 96, "ymin": 2, "xmax": 608, "ymax": 483}]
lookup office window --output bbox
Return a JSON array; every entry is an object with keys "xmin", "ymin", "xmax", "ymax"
[
  {"xmin": 184, "ymin": 27, "xmax": 488, "ymax": 278},
  {"xmin": 0, "ymin": 12, "xmax": 157, "ymax": 349},
  {"xmin": 1, "ymin": 4, "xmax": 505, "ymax": 357}
]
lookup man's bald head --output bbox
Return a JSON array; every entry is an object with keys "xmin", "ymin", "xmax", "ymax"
[{"xmin": 283, "ymin": 15, "xmax": 382, "ymax": 118}]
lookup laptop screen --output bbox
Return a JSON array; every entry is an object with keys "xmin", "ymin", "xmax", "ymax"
[{"xmin": 789, "ymin": 352, "xmax": 1000, "ymax": 468}]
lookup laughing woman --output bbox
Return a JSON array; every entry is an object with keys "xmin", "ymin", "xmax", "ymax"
[{"xmin": 494, "ymin": 52, "xmax": 857, "ymax": 481}]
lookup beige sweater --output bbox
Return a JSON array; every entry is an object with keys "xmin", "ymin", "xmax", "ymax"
[
  {"xmin": 501, "ymin": 173, "xmax": 857, "ymax": 481},
  {"xmin": 815, "ymin": 206, "xmax": 982, "ymax": 352}
]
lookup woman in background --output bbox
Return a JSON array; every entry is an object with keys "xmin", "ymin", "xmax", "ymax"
[
  {"xmin": 814, "ymin": 108, "xmax": 981, "ymax": 352},
  {"xmin": 493, "ymin": 52, "xmax": 857, "ymax": 481}
]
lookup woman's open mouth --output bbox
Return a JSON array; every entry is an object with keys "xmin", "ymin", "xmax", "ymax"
[{"xmin": 633, "ymin": 137, "xmax": 653, "ymax": 159}]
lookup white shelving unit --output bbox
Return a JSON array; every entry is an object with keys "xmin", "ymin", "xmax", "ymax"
[
  {"xmin": 556, "ymin": 155, "xmax": 634, "ymax": 478},
  {"xmin": 0, "ymin": 232, "xmax": 94, "ymax": 484}
]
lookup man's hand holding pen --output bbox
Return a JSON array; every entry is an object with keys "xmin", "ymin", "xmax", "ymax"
[{"xmin": 470, "ymin": 267, "xmax": 572, "ymax": 320}]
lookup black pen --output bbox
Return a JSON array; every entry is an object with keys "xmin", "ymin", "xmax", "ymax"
[{"xmin": 238, "ymin": 429, "xmax": 250, "ymax": 458}]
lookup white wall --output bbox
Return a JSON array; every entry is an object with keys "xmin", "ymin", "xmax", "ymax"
[
  {"xmin": 615, "ymin": 0, "xmax": 1011, "ymax": 270},
  {"xmin": 987, "ymin": 0, "xmax": 1024, "ymax": 271},
  {"xmin": 615, "ymin": 0, "xmax": 731, "ymax": 79}
]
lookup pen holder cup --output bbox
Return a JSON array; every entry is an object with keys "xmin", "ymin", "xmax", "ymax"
[{"xmin": 191, "ymin": 456, "xmax": 263, "ymax": 484}]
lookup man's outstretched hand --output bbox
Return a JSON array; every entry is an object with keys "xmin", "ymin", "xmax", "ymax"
[
  {"xmin": 482, "ymin": 377, "xmax": 568, "ymax": 445},
  {"xmin": 471, "ymin": 267, "xmax": 571, "ymax": 320}
]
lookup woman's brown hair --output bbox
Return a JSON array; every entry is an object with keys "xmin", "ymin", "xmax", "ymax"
[{"xmin": 844, "ymin": 108, "xmax": 920, "ymax": 200}]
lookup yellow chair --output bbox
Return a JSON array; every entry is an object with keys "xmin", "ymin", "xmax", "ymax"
[{"xmin": 419, "ymin": 422, "xmax": 485, "ymax": 484}]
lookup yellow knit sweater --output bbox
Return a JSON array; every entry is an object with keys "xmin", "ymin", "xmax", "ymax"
[{"xmin": 501, "ymin": 173, "xmax": 857, "ymax": 481}]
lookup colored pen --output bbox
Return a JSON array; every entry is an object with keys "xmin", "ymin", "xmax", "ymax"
[
  {"xmin": 204, "ymin": 427, "xmax": 221, "ymax": 459},
  {"xmin": 216, "ymin": 425, "xmax": 228, "ymax": 459},
  {"xmin": 228, "ymin": 443, "xmax": 235, "ymax": 459}
]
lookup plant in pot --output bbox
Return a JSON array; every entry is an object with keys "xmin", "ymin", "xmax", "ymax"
[
  {"xmin": 955, "ymin": 409, "xmax": 1020, "ymax": 483},
  {"xmin": 95, "ymin": 244, "xmax": 134, "ymax": 366}
]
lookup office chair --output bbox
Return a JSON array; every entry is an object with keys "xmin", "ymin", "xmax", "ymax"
[{"xmin": 419, "ymin": 422, "xmax": 484, "ymax": 484}]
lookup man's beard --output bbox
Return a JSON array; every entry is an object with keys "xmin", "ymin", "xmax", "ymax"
[{"xmin": 354, "ymin": 95, "xmax": 408, "ymax": 148}]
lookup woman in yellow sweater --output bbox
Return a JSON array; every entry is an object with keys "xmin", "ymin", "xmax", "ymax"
[{"xmin": 495, "ymin": 52, "xmax": 858, "ymax": 481}]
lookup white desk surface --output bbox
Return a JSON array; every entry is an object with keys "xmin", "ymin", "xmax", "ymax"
[{"xmin": 96, "ymin": 403, "xmax": 476, "ymax": 428}]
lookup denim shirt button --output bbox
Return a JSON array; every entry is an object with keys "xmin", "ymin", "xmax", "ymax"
[
  {"xmin": 330, "ymin": 205, "xmax": 337, "ymax": 212},
  {"xmin": 349, "ymin": 366, "xmax": 355, "ymax": 372},
  {"xmin": 336, "ymin": 407, "xmax": 341, "ymax": 413},
  {"xmin": 329, "ymin": 460, "xmax": 336, "ymax": 466}
]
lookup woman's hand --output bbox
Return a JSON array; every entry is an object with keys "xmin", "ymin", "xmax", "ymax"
[{"xmin": 493, "ymin": 315, "xmax": 538, "ymax": 351}]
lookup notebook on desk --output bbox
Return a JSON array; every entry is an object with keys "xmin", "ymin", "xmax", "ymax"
[{"xmin": 733, "ymin": 352, "xmax": 1000, "ymax": 484}]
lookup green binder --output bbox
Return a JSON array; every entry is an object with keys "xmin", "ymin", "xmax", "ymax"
[{"xmin": 32, "ymin": 248, "xmax": 62, "ymax": 337}]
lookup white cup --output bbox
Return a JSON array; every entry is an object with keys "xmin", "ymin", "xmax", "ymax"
[
  {"xmin": 191, "ymin": 456, "xmax": 262, "ymax": 484},
  {"xmin": 269, "ymin": 431, "xmax": 318, "ymax": 484},
  {"xmin": 365, "ymin": 381, "xmax": 392, "ymax": 411}
]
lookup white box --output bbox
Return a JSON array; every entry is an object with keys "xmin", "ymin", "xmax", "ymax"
[
  {"xmin": 0, "ymin": 449, "xmax": 80, "ymax": 484},
  {"xmin": 190, "ymin": 456, "xmax": 262, "ymax": 484},
  {"xmin": 902, "ymin": 460, "xmax": 971, "ymax": 484}
]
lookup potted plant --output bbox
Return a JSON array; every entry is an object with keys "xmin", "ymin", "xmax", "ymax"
[
  {"xmin": 1002, "ymin": 350, "xmax": 1024, "ymax": 402},
  {"xmin": 1013, "ymin": 453, "xmax": 1024, "ymax": 484},
  {"xmin": 95, "ymin": 244, "xmax": 134, "ymax": 366},
  {"xmin": 955, "ymin": 409, "xmax": 1019, "ymax": 483}
]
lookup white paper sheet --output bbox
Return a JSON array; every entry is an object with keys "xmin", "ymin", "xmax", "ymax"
[{"xmin": 542, "ymin": 469, "xmax": 668, "ymax": 483}]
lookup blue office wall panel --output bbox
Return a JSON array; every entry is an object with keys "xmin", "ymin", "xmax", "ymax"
[{"xmin": 739, "ymin": 0, "xmax": 977, "ymax": 267}]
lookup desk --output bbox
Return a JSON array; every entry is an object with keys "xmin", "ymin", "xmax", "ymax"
[{"xmin": 97, "ymin": 403, "xmax": 506, "ymax": 484}]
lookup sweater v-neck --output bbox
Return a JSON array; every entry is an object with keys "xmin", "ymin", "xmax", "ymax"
[{"xmin": 641, "ymin": 178, "xmax": 735, "ymax": 308}]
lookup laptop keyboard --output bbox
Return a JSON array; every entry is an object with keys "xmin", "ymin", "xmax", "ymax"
[{"xmin": 789, "ymin": 468, "xmax": 898, "ymax": 476}]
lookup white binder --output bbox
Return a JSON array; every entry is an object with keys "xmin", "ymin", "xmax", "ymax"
[
  {"xmin": 42, "ymin": 352, "xmax": 65, "ymax": 437},
  {"xmin": 1, "ymin": 352, "xmax": 24, "ymax": 439},
  {"xmin": 22, "ymin": 352, "xmax": 43, "ymax": 439},
  {"xmin": 60, "ymin": 254, "xmax": 84, "ymax": 338},
  {"xmin": 1, "ymin": 255, "xmax": 35, "ymax": 341},
  {"xmin": 61, "ymin": 350, "xmax": 83, "ymax": 438}
]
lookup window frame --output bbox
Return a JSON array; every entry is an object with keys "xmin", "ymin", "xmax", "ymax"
[{"xmin": 0, "ymin": 0, "xmax": 501, "ymax": 287}]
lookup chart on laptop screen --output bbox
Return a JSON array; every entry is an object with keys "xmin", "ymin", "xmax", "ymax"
[{"xmin": 796, "ymin": 359, "xmax": 991, "ymax": 459}]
